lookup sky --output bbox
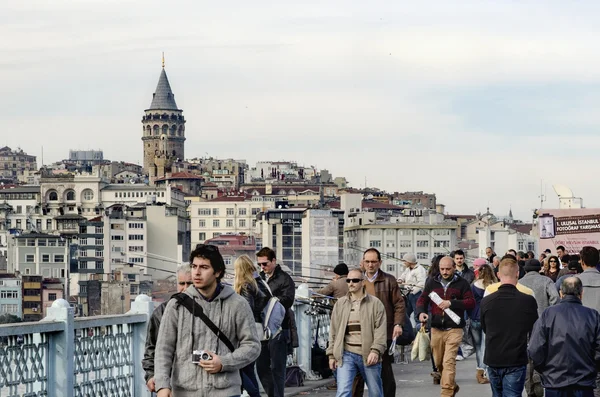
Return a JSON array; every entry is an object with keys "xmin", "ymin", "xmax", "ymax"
[{"xmin": 2, "ymin": 0, "xmax": 599, "ymax": 220}]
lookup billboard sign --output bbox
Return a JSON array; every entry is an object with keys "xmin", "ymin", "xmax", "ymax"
[{"xmin": 538, "ymin": 208, "xmax": 600, "ymax": 254}]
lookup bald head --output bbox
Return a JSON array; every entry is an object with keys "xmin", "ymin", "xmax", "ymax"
[
  {"xmin": 439, "ymin": 256, "xmax": 456, "ymax": 280},
  {"xmin": 560, "ymin": 277, "xmax": 583, "ymax": 299}
]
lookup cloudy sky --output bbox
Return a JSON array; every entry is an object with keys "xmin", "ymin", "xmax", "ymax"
[{"xmin": 2, "ymin": 1, "xmax": 598, "ymax": 219}]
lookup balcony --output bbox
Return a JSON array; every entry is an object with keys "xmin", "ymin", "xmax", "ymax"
[
  {"xmin": 0, "ymin": 295, "xmax": 331, "ymax": 397},
  {"xmin": 23, "ymin": 296, "xmax": 42, "ymax": 302}
]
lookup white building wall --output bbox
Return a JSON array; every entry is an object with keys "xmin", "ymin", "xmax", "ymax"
[{"xmin": 301, "ymin": 210, "xmax": 339, "ymax": 281}]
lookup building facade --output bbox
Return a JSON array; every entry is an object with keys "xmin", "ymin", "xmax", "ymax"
[
  {"xmin": 0, "ymin": 146, "xmax": 37, "ymax": 183},
  {"xmin": 0, "ymin": 273, "xmax": 22, "ymax": 319}
]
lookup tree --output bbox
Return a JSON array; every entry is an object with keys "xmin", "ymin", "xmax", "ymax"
[{"xmin": 0, "ymin": 313, "xmax": 22, "ymax": 324}]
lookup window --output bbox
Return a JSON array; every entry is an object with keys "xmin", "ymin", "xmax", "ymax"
[
  {"xmin": 48, "ymin": 191, "xmax": 58, "ymax": 201},
  {"xmin": 111, "ymin": 224, "xmax": 124, "ymax": 230},
  {"xmin": 0, "ymin": 291, "xmax": 19, "ymax": 299},
  {"xmin": 130, "ymin": 257, "xmax": 143, "ymax": 263},
  {"xmin": 130, "ymin": 285, "xmax": 138, "ymax": 294},
  {"xmin": 398, "ymin": 230, "xmax": 412, "ymax": 236},
  {"xmin": 48, "ymin": 239, "xmax": 57, "ymax": 247},
  {"xmin": 370, "ymin": 229, "xmax": 382, "ymax": 236},
  {"xmin": 16, "ymin": 205, "xmax": 22, "ymax": 214},
  {"xmin": 518, "ymin": 241, "xmax": 524, "ymax": 251},
  {"xmin": 66, "ymin": 190, "xmax": 75, "ymax": 201},
  {"xmin": 111, "ymin": 235, "xmax": 124, "ymax": 241},
  {"xmin": 239, "ymin": 208, "xmax": 247, "ymax": 216},
  {"xmin": 417, "ymin": 252, "xmax": 429, "ymax": 260},
  {"xmin": 128, "ymin": 235, "xmax": 144, "ymax": 241},
  {"xmin": 96, "ymin": 226, "xmax": 103, "ymax": 234},
  {"xmin": 252, "ymin": 208, "xmax": 260, "ymax": 215},
  {"xmin": 369, "ymin": 240, "xmax": 381, "ymax": 248},
  {"xmin": 198, "ymin": 232, "xmax": 206, "ymax": 241},
  {"xmin": 527, "ymin": 242, "xmax": 535, "ymax": 252},
  {"xmin": 434, "ymin": 241, "xmax": 450, "ymax": 248},
  {"xmin": 42, "ymin": 254, "xmax": 50, "ymax": 263},
  {"xmin": 387, "ymin": 264, "xmax": 396, "ymax": 272},
  {"xmin": 79, "ymin": 249, "xmax": 87, "ymax": 257},
  {"xmin": 46, "ymin": 220, "xmax": 52, "ymax": 230},
  {"xmin": 417, "ymin": 229, "xmax": 429, "ymax": 236},
  {"xmin": 82, "ymin": 189, "xmax": 94, "ymax": 201},
  {"xmin": 399, "ymin": 241, "xmax": 412, "ymax": 248},
  {"xmin": 38, "ymin": 239, "xmax": 47, "ymax": 247},
  {"xmin": 226, "ymin": 219, "xmax": 234, "ymax": 228},
  {"xmin": 212, "ymin": 208, "xmax": 219, "ymax": 216},
  {"xmin": 213, "ymin": 220, "xmax": 220, "ymax": 227},
  {"xmin": 80, "ymin": 261, "xmax": 88, "ymax": 269},
  {"xmin": 226, "ymin": 208, "xmax": 234, "ymax": 216},
  {"xmin": 198, "ymin": 208, "xmax": 211, "ymax": 216},
  {"xmin": 239, "ymin": 219, "xmax": 246, "ymax": 228},
  {"xmin": 224, "ymin": 256, "xmax": 232, "ymax": 265},
  {"xmin": 26, "ymin": 254, "xmax": 35, "ymax": 262},
  {"xmin": 386, "ymin": 241, "xmax": 395, "ymax": 248},
  {"xmin": 433, "ymin": 229, "xmax": 451, "ymax": 236},
  {"xmin": 95, "ymin": 250, "xmax": 103, "ymax": 257},
  {"xmin": 27, "ymin": 239, "xmax": 35, "ymax": 247},
  {"xmin": 80, "ymin": 285, "xmax": 87, "ymax": 294},
  {"xmin": 198, "ymin": 219, "xmax": 206, "ymax": 228},
  {"xmin": 416, "ymin": 240, "xmax": 429, "ymax": 248},
  {"xmin": 386, "ymin": 230, "xmax": 395, "ymax": 236},
  {"xmin": 128, "ymin": 246, "xmax": 143, "ymax": 252},
  {"xmin": 54, "ymin": 254, "xmax": 64, "ymax": 263},
  {"xmin": 213, "ymin": 232, "xmax": 221, "ymax": 238},
  {"xmin": 48, "ymin": 293, "xmax": 57, "ymax": 301},
  {"xmin": 96, "ymin": 239, "xmax": 103, "ymax": 245},
  {"xmin": 128, "ymin": 223, "xmax": 144, "ymax": 229}
]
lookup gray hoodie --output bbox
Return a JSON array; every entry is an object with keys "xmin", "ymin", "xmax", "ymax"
[
  {"xmin": 154, "ymin": 284, "xmax": 261, "ymax": 397},
  {"xmin": 519, "ymin": 271, "xmax": 559, "ymax": 316}
]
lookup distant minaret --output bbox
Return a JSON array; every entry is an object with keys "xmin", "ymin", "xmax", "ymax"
[{"xmin": 141, "ymin": 54, "xmax": 186, "ymax": 178}]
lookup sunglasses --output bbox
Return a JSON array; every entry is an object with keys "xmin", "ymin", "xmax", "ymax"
[
  {"xmin": 258, "ymin": 262, "xmax": 270, "ymax": 267},
  {"xmin": 178, "ymin": 282, "xmax": 193, "ymax": 286},
  {"xmin": 549, "ymin": 260, "xmax": 557, "ymax": 263},
  {"xmin": 346, "ymin": 278, "xmax": 363, "ymax": 284}
]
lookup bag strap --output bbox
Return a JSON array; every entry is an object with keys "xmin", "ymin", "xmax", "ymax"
[
  {"xmin": 172, "ymin": 293, "xmax": 235, "ymax": 353},
  {"xmin": 263, "ymin": 296, "xmax": 280, "ymax": 325},
  {"xmin": 259, "ymin": 278, "xmax": 274, "ymax": 297}
]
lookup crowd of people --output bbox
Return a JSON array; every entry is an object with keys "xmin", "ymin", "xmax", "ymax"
[{"xmin": 140, "ymin": 242, "xmax": 600, "ymax": 397}]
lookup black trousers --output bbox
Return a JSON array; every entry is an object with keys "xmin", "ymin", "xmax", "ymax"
[
  {"xmin": 352, "ymin": 340, "xmax": 395, "ymax": 397},
  {"xmin": 256, "ymin": 329, "xmax": 289, "ymax": 397}
]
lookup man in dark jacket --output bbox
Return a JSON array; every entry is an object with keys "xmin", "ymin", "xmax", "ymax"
[
  {"xmin": 256, "ymin": 247, "xmax": 296, "ymax": 397},
  {"xmin": 352, "ymin": 248, "xmax": 405, "ymax": 397},
  {"xmin": 142, "ymin": 264, "xmax": 192, "ymax": 393},
  {"xmin": 453, "ymin": 250, "xmax": 475, "ymax": 284},
  {"xmin": 417, "ymin": 256, "xmax": 476, "ymax": 397},
  {"xmin": 481, "ymin": 256, "xmax": 538, "ymax": 397},
  {"xmin": 528, "ymin": 277, "xmax": 600, "ymax": 397}
]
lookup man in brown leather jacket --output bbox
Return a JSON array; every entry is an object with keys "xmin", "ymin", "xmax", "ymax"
[{"xmin": 352, "ymin": 248, "xmax": 405, "ymax": 397}]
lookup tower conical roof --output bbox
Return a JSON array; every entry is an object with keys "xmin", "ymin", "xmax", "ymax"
[{"xmin": 148, "ymin": 69, "xmax": 179, "ymax": 110}]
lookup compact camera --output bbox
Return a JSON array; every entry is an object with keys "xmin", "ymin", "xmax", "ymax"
[{"xmin": 192, "ymin": 350, "xmax": 212, "ymax": 363}]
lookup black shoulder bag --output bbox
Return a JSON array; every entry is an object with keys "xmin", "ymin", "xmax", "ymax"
[{"xmin": 171, "ymin": 293, "xmax": 235, "ymax": 352}]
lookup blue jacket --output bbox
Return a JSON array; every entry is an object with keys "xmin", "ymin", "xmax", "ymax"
[{"xmin": 528, "ymin": 295, "xmax": 600, "ymax": 389}]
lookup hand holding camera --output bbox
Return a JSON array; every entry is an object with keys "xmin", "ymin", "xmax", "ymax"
[{"xmin": 192, "ymin": 350, "xmax": 223, "ymax": 374}]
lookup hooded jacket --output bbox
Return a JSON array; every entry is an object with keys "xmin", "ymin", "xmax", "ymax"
[
  {"xmin": 154, "ymin": 284, "xmax": 261, "ymax": 397},
  {"xmin": 142, "ymin": 300, "xmax": 168, "ymax": 382},
  {"xmin": 518, "ymin": 271, "xmax": 559, "ymax": 316}
]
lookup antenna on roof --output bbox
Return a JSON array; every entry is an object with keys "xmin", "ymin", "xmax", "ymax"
[{"xmin": 162, "ymin": 52, "xmax": 165, "ymax": 68}]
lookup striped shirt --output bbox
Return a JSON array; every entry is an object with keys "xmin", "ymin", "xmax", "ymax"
[{"xmin": 344, "ymin": 297, "xmax": 363, "ymax": 355}]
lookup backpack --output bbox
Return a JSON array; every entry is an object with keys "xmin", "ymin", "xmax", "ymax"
[
  {"xmin": 285, "ymin": 366, "xmax": 305, "ymax": 387},
  {"xmin": 311, "ymin": 320, "xmax": 333, "ymax": 379},
  {"xmin": 257, "ymin": 278, "xmax": 286, "ymax": 341}
]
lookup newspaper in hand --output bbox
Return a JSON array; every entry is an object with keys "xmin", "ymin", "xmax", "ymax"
[{"xmin": 428, "ymin": 291, "xmax": 462, "ymax": 325}]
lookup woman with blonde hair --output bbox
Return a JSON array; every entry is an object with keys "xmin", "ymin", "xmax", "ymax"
[
  {"xmin": 234, "ymin": 255, "xmax": 267, "ymax": 397},
  {"xmin": 469, "ymin": 263, "xmax": 498, "ymax": 384}
]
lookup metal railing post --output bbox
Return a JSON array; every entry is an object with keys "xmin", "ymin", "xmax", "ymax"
[
  {"xmin": 295, "ymin": 301, "xmax": 312, "ymax": 374},
  {"xmin": 128, "ymin": 294, "xmax": 154, "ymax": 396},
  {"xmin": 44, "ymin": 299, "xmax": 74, "ymax": 397}
]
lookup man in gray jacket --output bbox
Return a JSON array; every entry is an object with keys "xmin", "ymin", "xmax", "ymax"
[
  {"xmin": 142, "ymin": 264, "xmax": 193, "ymax": 392},
  {"xmin": 519, "ymin": 259, "xmax": 559, "ymax": 316},
  {"xmin": 155, "ymin": 245, "xmax": 261, "ymax": 397}
]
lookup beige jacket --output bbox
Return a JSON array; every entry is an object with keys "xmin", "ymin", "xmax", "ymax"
[
  {"xmin": 326, "ymin": 289, "xmax": 387, "ymax": 366},
  {"xmin": 315, "ymin": 276, "xmax": 348, "ymax": 299}
]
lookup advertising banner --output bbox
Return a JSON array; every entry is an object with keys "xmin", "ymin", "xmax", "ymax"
[{"xmin": 538, "ymin": 208, "xmax": 600, "ymax": 254}]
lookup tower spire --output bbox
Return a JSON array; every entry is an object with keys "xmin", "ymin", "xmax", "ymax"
[{"xmin": 162, "ymin": 52, "xmax": 165, "ymax": 68}]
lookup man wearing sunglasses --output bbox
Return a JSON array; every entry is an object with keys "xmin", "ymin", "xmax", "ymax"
[
  {"xmin": 143, "ymin": 263, "xmax": 193, "ymax": 393},
  {"xmin": 327, "ymin": 268, "xmax": 387, "ymax": 397},
  {"xmin": 256, "ymin": 247, "xmax": 296, "ymax": 397}
]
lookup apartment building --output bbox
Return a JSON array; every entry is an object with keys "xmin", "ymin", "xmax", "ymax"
[
  {"xmin": 0, "ymin": 273, "xmax": 22, "ymax": 318},
  {"xmin": 22, "ymin": 275, "xmax": 43, "ymax": 321},
  {"xmin": 190, "ymin": 195, "xmax": 275, "ymax": 248},
  {"xmin": 0, "ymin": 146, "xmax": 37, "ymax": 183}
]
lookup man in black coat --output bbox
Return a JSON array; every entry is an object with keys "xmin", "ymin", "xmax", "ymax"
[
  {"xmin": 256, "ymin": 247, "xmax": 296, "ymax": 397},
  {"xmin": 528, "ymin": 277, "xmax": 600, "ymax": 397},
  {"xmin": 481, "ymin": 256, "xmax": 538, "ymax": 397}
]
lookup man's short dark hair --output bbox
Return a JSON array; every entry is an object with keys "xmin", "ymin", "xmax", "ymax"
[
  {"xmin": 256, "ymin": 247, "xmax": 276, "ymax": 261},
  {"xmin": 517, "ymin": 251, "xmax": 526, "ymax": 259},
  {"xmin": 561, "ymin": 254, "xmax": 571, "ymax": 265},
  {"xmin": 190, "ymin": 244, "xmax": 226, "ymax": 281},
  {"xmin": 363, "ymin": 248, "xmax": 381, "ymax": 261},
  {"xmin": 580, "ymin": 246, "xmax": 599, "ymax": 268},
  {"xmin": 508, "ymin": 249, "xmax": 517, "ymax": 256},
  {"xmin": 556, "ymin": 245, "xmax": 566, "ymax": 252},
  {"xmin": 503, "ymin": 254, "xmax": 517, "ymax": 261},
  {"xmin": 560, "ymin": 277, "xmax": 583, "ymax": 297},
  {"xmin": 526, "ymin": 251, "xmax": 535, "ymax": 259},
  {"xmin": 453, "ymin": 250, "xmax": 465, "ymax": 258}
]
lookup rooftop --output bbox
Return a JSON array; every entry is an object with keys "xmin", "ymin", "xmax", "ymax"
[{"xmin": 147, "ymin": 68, "xmax": 179, "ymax": 111}]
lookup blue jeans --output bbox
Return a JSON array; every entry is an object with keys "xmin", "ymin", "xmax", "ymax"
[
  {"xmin": 241, "ymin": 361, "xmax": 261, "ymax": 397},
  {"xmin": 470, "ymin": 320, "xmax": 486, "ymax": 371},
  {"xmin": 257, "ymin": 330, "xmax": 289, "ymax": 397},
  {"xmin": 336, "ymin": 351, "xmax": 382, "ymax": 397},
  {"xmin": 488, "ymin": 365, "xmax": 527, "ymax": 397},
  {"xmin": 406, "ymin": 291, "xmax": 421, "ymax": 320}
]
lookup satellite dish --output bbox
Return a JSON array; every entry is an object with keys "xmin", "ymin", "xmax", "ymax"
[{"xmin": 553, "ymin": 184, "xmax": 573, "ymax": 198}]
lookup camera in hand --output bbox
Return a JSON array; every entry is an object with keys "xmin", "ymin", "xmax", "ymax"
[{"xmin": 192, "ymin": 350, "xmax": 212, "ymax": 363}]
